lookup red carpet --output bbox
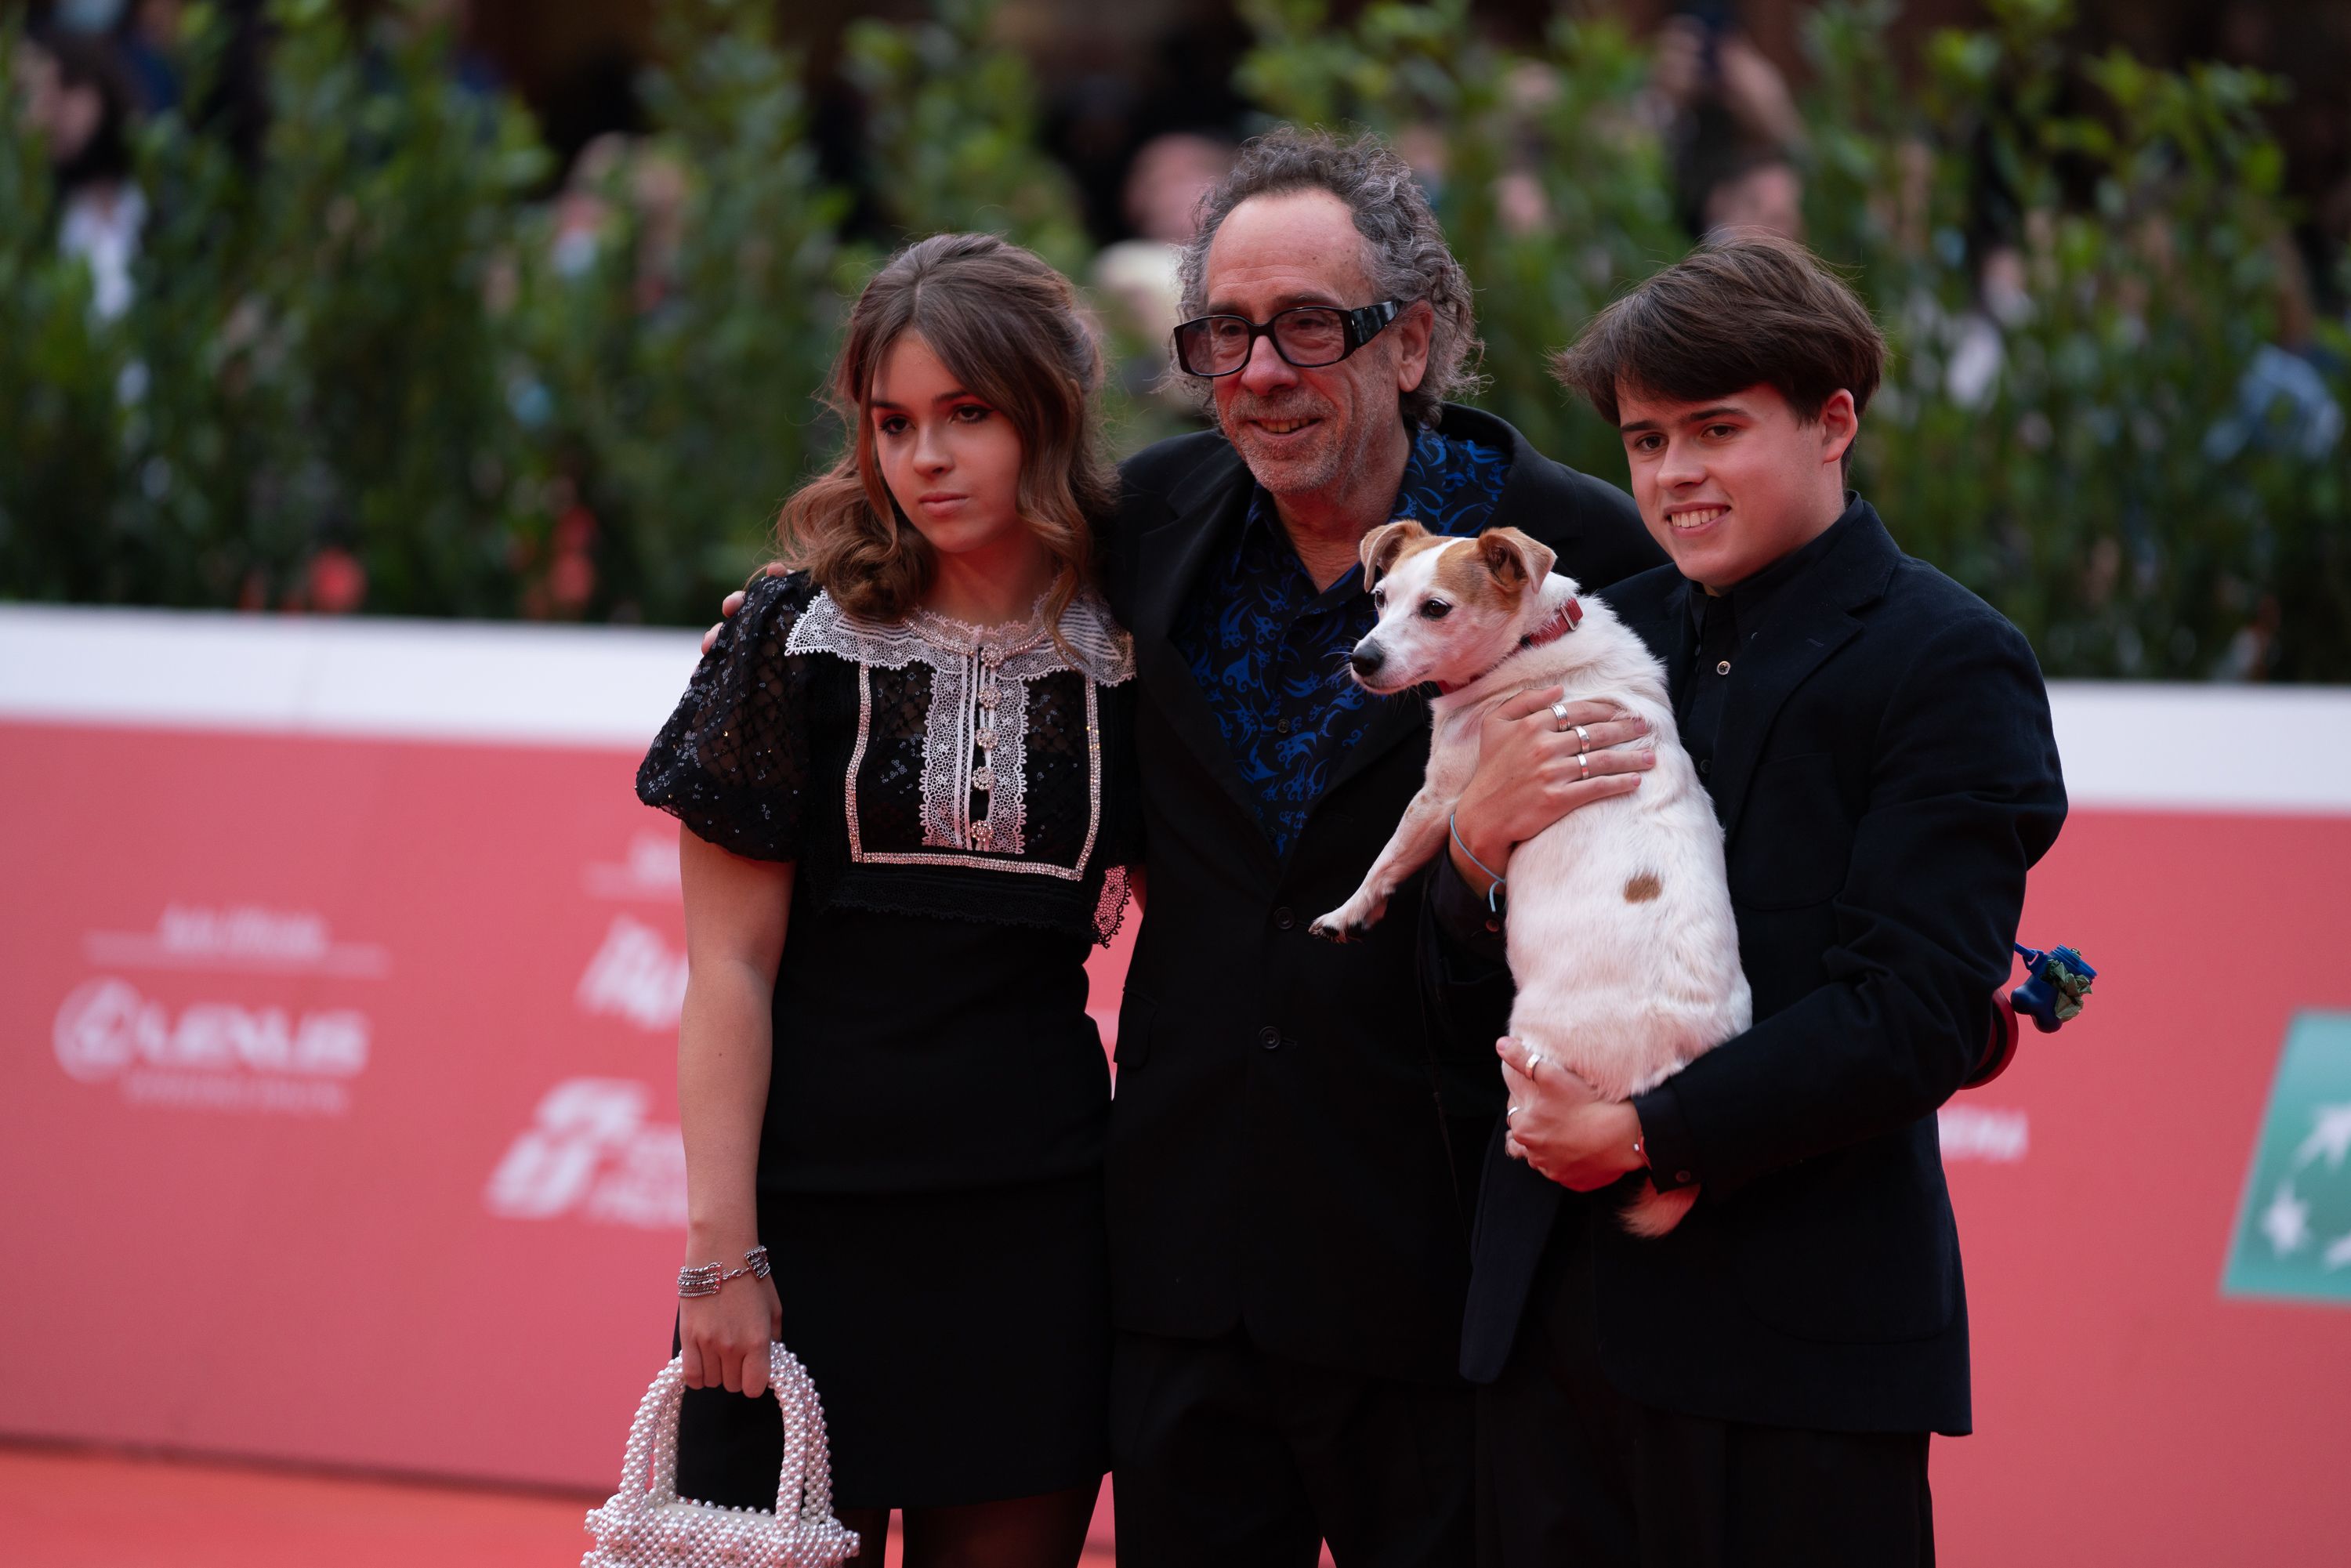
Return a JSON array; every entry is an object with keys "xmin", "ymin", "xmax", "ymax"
[{"xmin": 0, "ymin": 1443, "xmax": 1117, "ymax": 1567}]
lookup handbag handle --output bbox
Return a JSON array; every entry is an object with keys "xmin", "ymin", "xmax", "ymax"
[{"xmin": 621, "ymin": 1344, "xmax": 836, "ymax": 1526}]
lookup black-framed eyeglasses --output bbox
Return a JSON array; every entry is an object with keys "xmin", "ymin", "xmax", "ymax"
[{"xmin": 1171, "ymin": 299, "xmax": 1409, "ymax": 378}]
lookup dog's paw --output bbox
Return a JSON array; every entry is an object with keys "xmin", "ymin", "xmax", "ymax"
[{"xmin": 1308, "ymin": 895, "xmax": 1386, "ymax": 943}]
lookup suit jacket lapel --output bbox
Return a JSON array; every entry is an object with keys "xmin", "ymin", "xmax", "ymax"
[
  {"xmin": 1709, "ymin": 510, "xmax": 1900, "ymax": 843},
  {"xmin": 1132, "ymin": 451, "xmax": 1280, "ymax": 860}
]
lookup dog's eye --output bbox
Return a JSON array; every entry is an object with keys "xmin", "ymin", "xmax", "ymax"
[
  {"xmin": 1371, "ymin": 586, "xmax": 1386, "ymax": 607},
  {"xmin": 1419, "ymin": 599, "xmax": 1451, "ymax": 620}
]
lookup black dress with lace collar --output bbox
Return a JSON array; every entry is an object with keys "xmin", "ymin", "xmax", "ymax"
[{"xmin": 636, "ymin": 570, "xmax": 1139, "ymax": 1193}]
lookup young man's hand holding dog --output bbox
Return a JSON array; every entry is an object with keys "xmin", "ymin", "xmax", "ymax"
[
  {"xmin": 1446, "ymin": 687, "xmax": 1653, "ymax": 899},
  {"xmin": 1497, "ymin": 1034, "xmax": 1648, "ymax": 1191}
]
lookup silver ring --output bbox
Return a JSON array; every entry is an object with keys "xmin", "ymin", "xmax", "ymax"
[
  {"xmin": 1573, "ymin": 723, "xmax": 1591, "ymax": 754},
  {"xmin": 1578, "ymin": 755, "xmax": 1592, "ymax": 782},
  {"xmin": 1505, "ymin": 1104, "xmax": 1520, "ymax": 1122},
  {"xmin": 1527, "ymin": 1051, "xmax": 1547, "ymax": 1078},
  {"xmin": 1549, "ymin": 700, "xmax": 1571, "ymax": 730}
]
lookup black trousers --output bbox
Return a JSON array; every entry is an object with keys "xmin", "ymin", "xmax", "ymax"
[
  {"xmin": 1110, "ymin": 1327, "xmax": 1476, "ymax": 1568},
  {"xmin": 1476, "ymin": 1221, "xmax": 1933, "ymax": 1568}
]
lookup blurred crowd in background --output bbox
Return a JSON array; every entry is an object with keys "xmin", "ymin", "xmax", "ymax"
[{"xmin": 5, "ymin": 0, "xmax": 2349, "ymax": 679}]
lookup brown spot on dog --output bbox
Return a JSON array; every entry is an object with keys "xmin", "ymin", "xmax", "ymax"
[
  {"xmin": 1624, "ymin": 872, "xmax": 1663, "ymax": 903},
  {"xmin": 1360, "ymin": 519, "xmax": 1451, "ymax": 587},
  {"xmin": 1480, "ymin": 527, "xmax": 1556, "ymax": 589},
  {"xmin": 1434, "ymin": 538, "xmax": 1524, "ymax": 614}
]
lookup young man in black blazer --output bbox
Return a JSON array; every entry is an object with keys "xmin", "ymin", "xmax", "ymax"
[{"xmin": 1423, "ymin": 235, "xmax": 2068, "ymax": 1564}]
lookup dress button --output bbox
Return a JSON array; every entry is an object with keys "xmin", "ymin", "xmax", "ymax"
[
  {"xmin": 1676, "ymin": 1170, "xmax": 1694, "ymax": 1184},
  {"xmin": 1273, "ymin": 907, "xmax": 1295, "ymax": 930},
  {"xmin": 1715, "ymin": 660, "xmax": 1732, "ymax": 675},
  {"xmin": 1699, "ymin": 759, "xmax": 1710, "ymax": 774},
  {"xmin": 1258, "ymin": 1026, "xmax": 1281, "ymax": 1050},
  {"xmin": 1276, "ymin": 716, "xmax": 1291, "ymax": 734}
]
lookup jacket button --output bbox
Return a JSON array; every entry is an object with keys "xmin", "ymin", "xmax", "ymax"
[
  {"xmin": 1675, "ymin": 1170, "xmax": 1694, "ymax": 1184},
  {"xmin": 1258, "ymin": 1027, "xmax": 1281, "ymax": 1050},
  {"xmin": 1273, "ymin": 907, "xmax": 1295, "ymax": 930}
]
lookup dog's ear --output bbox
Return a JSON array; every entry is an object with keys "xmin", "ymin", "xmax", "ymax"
[
  {"xmin": 1360, "ymin": 519, "xmax": 1429, "ymax": 588},
  {"xmin": 1476, "ymin": 527, "xmax": 1556, "ymax": 591}
]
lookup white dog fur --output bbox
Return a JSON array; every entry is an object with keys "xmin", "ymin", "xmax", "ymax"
[{"xmin": 1310, "ymin": 520, "xmax": 1751, "ymax": 1236}]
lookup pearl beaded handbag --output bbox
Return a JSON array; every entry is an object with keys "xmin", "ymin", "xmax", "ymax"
[{"xmin": 582, "ymin": 1343, "xmax": 863, "ymax": 1568}]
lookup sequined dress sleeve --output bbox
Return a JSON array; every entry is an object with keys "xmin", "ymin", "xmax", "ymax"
[{"xmin": 635, "ymin": 572, "xmax": 820, "ymax": 864}]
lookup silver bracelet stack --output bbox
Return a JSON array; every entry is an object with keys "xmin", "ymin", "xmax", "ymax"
[{"xmin": 677, "ymin": 1245, "xmax": 771, "ymax": 1298}]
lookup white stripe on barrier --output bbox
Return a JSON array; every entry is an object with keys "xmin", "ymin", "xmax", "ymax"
[
  {"xmin": 2045, "ymin": 683, "xmax": 2351, "ymax": 815},
  {"xmin": 3, "ymin": 603, "xmax": 2348, "ymax": 811},
  {"xmin": 0, "ymin": 603, "xmax": 700, "ymax": 749}
]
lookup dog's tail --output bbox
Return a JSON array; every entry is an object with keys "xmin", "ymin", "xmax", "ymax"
[{"xmin": 1619, "ymin": 1178, "xmax": 1699, "ymax": 1238}]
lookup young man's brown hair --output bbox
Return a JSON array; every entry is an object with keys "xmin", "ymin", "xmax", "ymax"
[{"xmin": 1552, "ymin": 234, "xmax": 1886, "ymax": 464}]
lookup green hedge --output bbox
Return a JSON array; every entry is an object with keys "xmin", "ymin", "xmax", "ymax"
[{"xmin": 4, "ymin": 0, "xmax": 2346, "ymax": 678}]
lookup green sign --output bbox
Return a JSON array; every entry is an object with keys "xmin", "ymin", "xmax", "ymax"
[{"xmin": 2224, "ymin": 1012, "xmax": 2351, "ymax": 1305}]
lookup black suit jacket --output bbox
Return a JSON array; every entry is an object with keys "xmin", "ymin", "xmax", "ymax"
[
  {"xmin": 1100, "ymin": 405, "xmax": 1663, "ymax": 1383},
  {"xmin": 1436, "ymin": 500, "xmax": 2067, "ymax": 1432}
]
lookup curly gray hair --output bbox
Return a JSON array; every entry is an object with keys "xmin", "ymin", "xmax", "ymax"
[{"xmin": 1176, "ymin": 126, "xmax": 1483, "ymax": 429}]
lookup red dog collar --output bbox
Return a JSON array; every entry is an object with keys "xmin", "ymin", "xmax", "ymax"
[{"xmin": 1526, "ymin": 598, "xmax": 1583, "ymax": 646}]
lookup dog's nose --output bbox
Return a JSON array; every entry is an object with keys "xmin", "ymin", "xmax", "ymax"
[{"xmin": 1349, "ymin": 643, "xmax": 1385, "ymax": 678}]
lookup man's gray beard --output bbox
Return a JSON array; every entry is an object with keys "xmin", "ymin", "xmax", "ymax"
[
  {"xmin": 1238, "ymin": 439, "xmax": 1345, "ymax": 500},
  {"xmin": 1226, "ymin": 413, "xmax": 1349, "ymax": 502}
]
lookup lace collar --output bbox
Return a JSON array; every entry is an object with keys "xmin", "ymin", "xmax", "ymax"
[{"xmin": 787, "ymin": 587, "xmax": 1135, "ymax": 686}]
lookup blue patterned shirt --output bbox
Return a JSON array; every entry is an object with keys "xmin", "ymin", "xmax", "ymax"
[{"xmin": 1173, "ymin": 426, "xmax": 1510, "ymax": 857}]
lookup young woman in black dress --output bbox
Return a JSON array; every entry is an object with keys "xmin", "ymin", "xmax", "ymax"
[{"xmin": 636, "ymin": 233, "xmax": 1134, "ymax": 1567}]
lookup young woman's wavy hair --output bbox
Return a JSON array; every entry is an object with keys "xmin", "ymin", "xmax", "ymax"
[{"xmin": 778, "ymin": 233, "xmax": 1116, "ymax": 640}]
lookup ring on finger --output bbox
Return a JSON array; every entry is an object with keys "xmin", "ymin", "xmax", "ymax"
[
  {"xmin": 1578, "ymin": 754, "xmax": 1592, "ymax": 782},
  {"xmin": 1573, "ymin": 723, "xmax": 1591, "ymax": 754},
  {"xmin": 1549, "ymin": 700, "xmax": 1572, "ymax": 731}
]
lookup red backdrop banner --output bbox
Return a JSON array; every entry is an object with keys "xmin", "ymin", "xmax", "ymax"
[{"xmin": 2, "ymin": 609, "xmax": 2348, "ymax": 1563}]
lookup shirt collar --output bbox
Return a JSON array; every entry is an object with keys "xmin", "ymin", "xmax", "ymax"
[{"xmin": 1688, "ymin": 491, "xmax": 1865, "ymax": 639}]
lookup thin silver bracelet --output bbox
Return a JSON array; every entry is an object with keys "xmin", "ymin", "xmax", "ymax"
[
  {"xmin": 1449, "ymin": 809, "xmax": 1508, "ymax": 913},
  {"xmin": 677, "ymin": 1245, "xmax": 771, "ymax": 1298}
]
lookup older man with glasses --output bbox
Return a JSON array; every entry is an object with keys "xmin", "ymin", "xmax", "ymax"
[
  {"xmin": 1099, "ymin": 127, "xmax": 1662, "ymax": 1565},
  {"xmin": 707, "ymin": 127, "xmax": 1662, "ymax": 1564}
]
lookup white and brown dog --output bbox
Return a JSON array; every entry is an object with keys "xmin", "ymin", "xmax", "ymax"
[{"xmin": 1310, "ymin": 520, "xmax": 1751, "ymax": 1236}]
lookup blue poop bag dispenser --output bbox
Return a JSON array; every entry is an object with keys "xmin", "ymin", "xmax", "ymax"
[{"xmin": 2009, "ymin": 943, "xmax": 2095, "ymax": 1033}]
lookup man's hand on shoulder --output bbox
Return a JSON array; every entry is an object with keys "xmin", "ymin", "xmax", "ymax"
[{"xmin": 702, "ymin": 561, "xmax": 794, "ymax": 654}]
